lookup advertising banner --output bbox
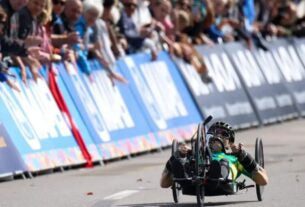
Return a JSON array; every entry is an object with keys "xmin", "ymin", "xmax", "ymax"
[
  {"xmin": 59, "ymin": 61, "xmax": 157, "ymax": 159},
  {"xmin": 268, "ymin": 39, "xmax": 305, "ymax": 116},
  {"xmin": 0, "ymin": 68, "xmax": 84, "ymax": 171},
  {"xmin": 42, "ymin": 65, "xmax": 102, "ymax": 162},
  {"xmin": 224, "ymin": 42, "xmax": 298, "ymax": 124},
  {"xmin": 193, "ymin": 45, "xmax": 259, "ymax": 128},
  {"xmin": 117, "ymin": 51, "xmax": 202, "ymax": 146},
  {"xmin": 293, "ymin": 38, "xmax": 305, "ymax": 67},
  {"xmin": 0, "ymin": 123, "xmax": 26, "ymax": 175}
]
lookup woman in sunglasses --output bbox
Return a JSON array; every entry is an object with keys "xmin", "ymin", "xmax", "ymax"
[{"xmin": 160, "ymin": 121, "xmax": 268, "ymax": 193}]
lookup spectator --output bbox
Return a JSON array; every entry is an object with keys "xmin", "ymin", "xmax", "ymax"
[
  {"xmin": 179, "ymin": 0, "xmax": 215, "ymax": 45},
  {"xmin": 151, "ymin": 0, "xmax": 175, "ymax": 41},
  {"xmin": 151, "ymin": 0, "xmax": 212, "ymax": 83},
  {"xmin": 0, "ymin": 0, "xmax": 42, "ymax": 56},
  {"xmin": 206, "ymin": 0, "xmax": 235, "ymax": 43},
  {"xmin": 52, "ymin": 0, "xmax": 96, "ymax": 77},
  {"xmin": 75, "ymin": 0, "xmax": 127, "ymax": 84},
  {"xmin": 133, "ymin": 0, "xmax": 152, "ymax": 29},
  {"xmin": 51, "ymin": 0, "xmax": 82, "ymax": 47},
  {"xmin": 0, "ymin": 7, "xmax": 20, "ymax": 91},
  {"xmin": 13, "ymin": 0, "xmax": 56, "ymax": 82},
  {"xmin": 102, "ymin": 0, "xmax": 125, "ymax": 58},
  {"xmin": 117, "ymin": 0, "xmax": 158, "ymax": 60},
  {"xmin": 270, "ymin": 1, "xmax": 305, "ymax": 37},
  {"xmin": 51, "ymin": 0, "xmax": 66, "ymax": 34}
]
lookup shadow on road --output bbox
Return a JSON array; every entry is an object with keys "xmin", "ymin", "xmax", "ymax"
[{"xmin": 118, "ymin": 200, "xmax": 257, "ymax": 207}]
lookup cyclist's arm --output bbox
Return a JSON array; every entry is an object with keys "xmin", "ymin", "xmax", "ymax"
[
  {"xmin": 160, "ymin": 168, "xmax": 172, "ymax": 188},
  {"xmin": 232, "ymin": 143, "xmax": 268, "ymax": 186}
]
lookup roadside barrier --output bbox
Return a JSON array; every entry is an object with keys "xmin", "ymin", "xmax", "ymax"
[{"xmin": 1, "ymin": 38, "xmax": 305, "ymax": 177}]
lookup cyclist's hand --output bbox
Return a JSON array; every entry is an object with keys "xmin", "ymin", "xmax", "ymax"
[{"xmin": 230, "ymin": 143, "xmax": 243, "ymax": 154}]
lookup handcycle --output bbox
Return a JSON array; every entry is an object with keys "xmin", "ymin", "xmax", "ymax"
[{"xmin": 171, "ymin": 116, "xmax": 265, "ymax": 207}]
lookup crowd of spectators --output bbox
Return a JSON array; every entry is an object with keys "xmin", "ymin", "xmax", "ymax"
[{"xmin": 1, "ymin": 0, "xmax": 305, "ymax": 91}]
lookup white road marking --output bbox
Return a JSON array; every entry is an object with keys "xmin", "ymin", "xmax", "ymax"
[{"xmin": 103, "ymin": 190, "xmax": 139, "ymax": 200}]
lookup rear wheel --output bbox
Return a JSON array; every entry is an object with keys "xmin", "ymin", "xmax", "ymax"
[
  {"xmin": 171, "ymin": 140, "xmax": 180, "ymax": 203},
  {"xmin": 195, "ymin": 124, "xmax": 204, "ymax": 207},
  {"xmin": 196, "ymin": 185, "xmax": 204, "ymax": 207},
  {"xmin": 255, "ymin": 138, "xmax": 265, "ymax": 201}
]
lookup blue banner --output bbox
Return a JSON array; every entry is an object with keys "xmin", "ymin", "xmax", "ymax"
[
  {"xmin": 268, "ymin": 39, "xmax": 305, "ymax": 116},
  {"xmin": 41, "ymin": 65, "xmax": 102, "ymax": 161},
  {"xmin": 0, "ymin": 68, "xmax": 84, "ymax": 171},
  {"xmin": 193, "ymin": 45, "xmax": 259, "ymax": 128},
  {"xmin": 59, "ymin": 61, "xmax": 156, "ymax": 159},
  {"xmin": 0, "ymin": 123, "xmax": 26, "ymax": 174},
  {"xmin": 117, "ymin": 51, "xmax": 201, "ymax": 145},
  {"xmin": 224, "ymin": 42, "xmax": 298, "ymax": 124}
]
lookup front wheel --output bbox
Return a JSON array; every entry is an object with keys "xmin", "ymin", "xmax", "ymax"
[
  {"xmin": 196, "ymin": 184, "xmax": 204, "ymax": 207},
  {"xmin": 172, "ymin": 181, "xmax": 180, "ymax": 203},
  {"xmin": 255, "ymin": 138, "xmax": 265, "ymax": 201},
  {"xmin": 171, "ymin": 140, "xmax": 180, "ymax": 203},
  {"xmin": 195, "ymin": 124, "xmax": 205, "ymax": 207}
]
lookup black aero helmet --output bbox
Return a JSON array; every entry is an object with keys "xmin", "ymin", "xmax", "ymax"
[{"xmin": 207, "ymin": 121, "xmax": 235, "ymax": 143}]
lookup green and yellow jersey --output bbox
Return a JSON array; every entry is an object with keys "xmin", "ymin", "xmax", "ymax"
[{"xmin": 211, "ymin": 152, "xmax": 250, "ymax": 181}]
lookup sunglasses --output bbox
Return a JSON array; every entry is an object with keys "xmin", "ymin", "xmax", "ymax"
[
  {"xmin": 124, "ymin": 2, "xmax": 137, "ymax": 9},
  {"xmin": 53, "ymin": 0, "xmax": 66, "ymax": 6}
]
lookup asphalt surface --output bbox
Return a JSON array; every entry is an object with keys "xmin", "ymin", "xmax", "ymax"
[{"xmin": 1, "ymin": 119, "xmax": 305, "ymax": 207}]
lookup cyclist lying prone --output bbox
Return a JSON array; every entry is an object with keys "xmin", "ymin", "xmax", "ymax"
[{"xmin": 160, "ymin": 122, "xmax": 269, "ymax": 193}]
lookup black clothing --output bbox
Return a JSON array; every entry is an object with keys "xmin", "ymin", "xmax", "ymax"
[
  {"xmin": 0, "ymin": 0, "xmax": 27, "ymax": 56},
  {"xmin": 16, "ymin": 7, "xmax": 34, "ymax": 40}
]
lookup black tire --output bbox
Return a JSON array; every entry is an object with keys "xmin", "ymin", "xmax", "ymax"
[
  {"xmin": 171, "ymin": 140, "xmax": 180, "ymax": 203},
  {"xmin": 195, "ymin": 124, "xmax": 204, "ymax": 207},
  {"xmin": 195, "ymin": 125, "xmax": 202, "ymax": 177},
  {"xmin": 196, "ymin": 185, "xmax": 204, "ymax": 207},
  {"xmin": 172, "ymin": 139, "xmax": 178, "ymax": 158},
  {"xmin": 172, "ymin": 182, "xmax": 180, "ymax": 203},
  {"xmin": 255, "ymin": 138, "xmax": 265, "ymax": 201}
]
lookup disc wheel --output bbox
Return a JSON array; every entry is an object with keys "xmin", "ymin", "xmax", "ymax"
[
  {"xmin": 255, "ymin": 138, "xmax": 265, "ymax": 201},
  {"xmin": 171, "ymin": 140, "xmax": 180, "ymax": 203},
  {"xmin": 195, "ymin": 124, "xmax": 205, "ymax": 207}
]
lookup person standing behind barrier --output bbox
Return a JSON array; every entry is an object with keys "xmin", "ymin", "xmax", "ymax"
[
  {"xmin": 117, "ymin": 0, "xmax": 158, "ymax": 60},
  {"xmin": 0, "ymin": 7, "xmax": 20, "ymax": 91},
  {"xmin": 205, "ymin": 0, "xmax": 235, "ymax": 43},
  {"xmin": 50, "ymin": 0, "xmax": 80, "ymax": 52},
  {"xmin": 75, "ymin": 0, "xmax": 127, "ymax": 84},
  {"xmin": 101, "ymin": 0, "xmax": 126, "ymax": 58},
  {"xmin": 12, "ymin": 0, "xmax": 60, "ymax": 82},
  {"xmin": 92, "ymin": 1, "xmax": 128, "ymax": 84},
  {"xmin": 268, "ymin": 1, "xmax": 305, "ymax": 38},
  {"xmin": 151, "ymin": 0, "xmax": 212, "ymax": 83},
  {"xmin": 0, "ymin": 0, "xmax": 42, "ymax": 57},
  {"xmin": 0, "ymin": 0, "xmax": 43, "ymax": 84},
  {"xmin": 52, "ymin": 0, "xmax": 94, "ymax": 77},
  {"xmin": 49, "ymin": 0, "xmax": 77, "ymax": 66}
]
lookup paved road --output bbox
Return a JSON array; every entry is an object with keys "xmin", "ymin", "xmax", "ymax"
[{"xmin": 1, "ymin": 119, "xmax": 305, "ymax": 207}]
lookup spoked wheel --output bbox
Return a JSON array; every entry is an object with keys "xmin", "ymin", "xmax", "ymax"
[
  {"xmin": 195, "ymin": 124, "xmax": 205, "ymax": 207},
  {"xmin": 255, "ymin": 138, "xmax": 265, "ymax": 201},
  {"xmin": 171, "ymin": 140, "xmax": 180, "ymax": 203}
]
